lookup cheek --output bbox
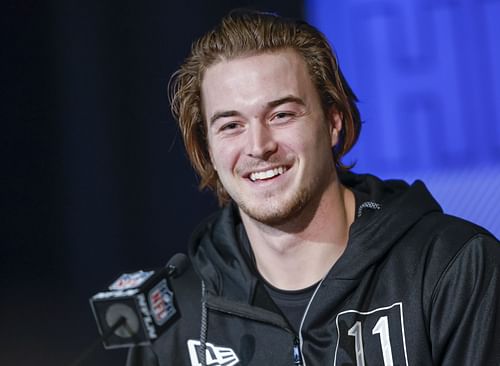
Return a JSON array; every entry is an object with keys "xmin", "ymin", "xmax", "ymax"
[
  {"xmin": 301, "ymin": 125, "xmax": 335, "ymax": 164},
  {"xmin": 282, "ymin": 123, "xmax": 328, "ymax": 153},
  {"xmin": 209, "ymin": 140, "xmax": 240, "ymax": 173}
]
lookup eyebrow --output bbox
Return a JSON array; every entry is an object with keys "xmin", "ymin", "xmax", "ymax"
[
  {"xmin": 208, "ymin": 95, "xmax": 305, "ymax": 126},
  {"xmin": 209, "ymin": 110, "xmax": 241, "ymax": 126},
  {"xmin": 267, "ymin": 95, "xmax": 305, "ymax": 108}
]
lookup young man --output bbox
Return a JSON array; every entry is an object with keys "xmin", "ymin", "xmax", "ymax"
[{"xmin": 128, "ymin": 11, "xmax": 500, "ymax": 366}]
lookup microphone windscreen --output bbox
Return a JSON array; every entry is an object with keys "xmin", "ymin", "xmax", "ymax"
[{"xmin": 166, "ymin": 253, "xmax": 188, "ymax": 277}]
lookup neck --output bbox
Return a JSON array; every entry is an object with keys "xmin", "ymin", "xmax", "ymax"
[{"xmin": 240, "ymin": 176, "xmax": 355, "ymax": 291}]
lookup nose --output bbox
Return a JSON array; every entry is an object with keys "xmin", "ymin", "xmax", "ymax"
[{"xmin": 245, "ymin": 121, "xmax": 278, "ymax": 160}]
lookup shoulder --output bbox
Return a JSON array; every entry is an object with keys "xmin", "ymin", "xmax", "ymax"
[
  {"xmin": 407, "ymin": 211, "xmax": 496, "ymax": 263},
  {"xmin": 416, "ymin": 217, "xmax": 500, "ymax": 364},
  {"xmin": 415, "ymin": 213, "xmax": 500, "ymax": 312},
  {"xmin": 417, "ymin": 212, "xmax": 497, "ymax": 265},
  {"xmin": 388, "ymin": 212, "xmax": 497, "ymax": 280}
]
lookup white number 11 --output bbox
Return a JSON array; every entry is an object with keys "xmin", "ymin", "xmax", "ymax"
[{"xmin": 348, "ymin": 316, "xmax": 394, "ymax": 366}]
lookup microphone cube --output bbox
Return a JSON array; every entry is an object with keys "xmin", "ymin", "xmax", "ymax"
[{"xmin": 90, "ymin": 268, "xmax": 177, "ymax": 349}]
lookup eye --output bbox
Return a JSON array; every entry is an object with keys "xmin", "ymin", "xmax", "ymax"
[
  {"xmin": 270, "ymin": 111, "xmax": 294, "ymax": 123},
  {"xmin": 217, "ymin": 121, "xmax": 244, "ymax": 135},
  {"xmin": 275, "ymin": 112, "xmax": 290, "ymax": 119},
  {"xmin": 221, "ymin": 122, "xmax": 240, "ymax": 131}
]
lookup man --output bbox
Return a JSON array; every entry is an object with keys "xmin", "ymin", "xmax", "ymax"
[{"xmin": 128, "ymin": 10, "xmax": 500, "ymax": 366}]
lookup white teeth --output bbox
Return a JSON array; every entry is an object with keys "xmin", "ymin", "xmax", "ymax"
[{"xmin": 249, "ymin": 166, "xmax": 286, "ymax": 182}]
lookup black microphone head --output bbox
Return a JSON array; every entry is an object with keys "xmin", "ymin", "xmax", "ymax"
[{"xmin": 166, "ymin": 253, "xmax": 188, "ymax": 277}]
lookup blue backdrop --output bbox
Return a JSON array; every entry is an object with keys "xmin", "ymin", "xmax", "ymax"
[{"xmin": 306, "ymin": 0, "xmax": 500, "ymax": 237}]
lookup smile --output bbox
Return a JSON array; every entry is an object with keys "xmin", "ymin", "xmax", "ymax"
[{"xmin": 249, "ymin": 166, "xmax": 287, "ymax": 182}]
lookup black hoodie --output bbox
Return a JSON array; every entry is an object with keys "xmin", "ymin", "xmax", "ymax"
[{"xmin": 127, "ymin": 173, "xmax": 500, "ymax": 366}]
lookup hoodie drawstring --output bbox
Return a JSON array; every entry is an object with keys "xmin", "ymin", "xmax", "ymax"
[{"xmin": 199, "ymin": 280, "xmax": 208, "ymax": 366}]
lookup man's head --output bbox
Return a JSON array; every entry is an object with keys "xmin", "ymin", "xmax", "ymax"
[{"xmin": 170, "ymin": 10, "xmax": 361, "ymax": 205}]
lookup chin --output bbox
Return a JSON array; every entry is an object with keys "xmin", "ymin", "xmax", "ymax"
[{"xmin": 237, "ymin": 187, "xmax": 311, "ymax": 226}]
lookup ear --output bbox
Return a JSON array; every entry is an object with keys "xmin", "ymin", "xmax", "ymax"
[{"xmin": 328, "ymin": 108, "xmax": 343, "ymax": 147}]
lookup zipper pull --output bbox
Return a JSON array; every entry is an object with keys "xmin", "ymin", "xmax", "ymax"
[{"xmin": 292, "ymin": 337, "xmax": 303, "ymax": 365}]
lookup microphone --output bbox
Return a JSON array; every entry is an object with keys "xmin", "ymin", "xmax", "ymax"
[{"xmin": 89, "ymin": 253, "xmax": 188, "ymax": 349}]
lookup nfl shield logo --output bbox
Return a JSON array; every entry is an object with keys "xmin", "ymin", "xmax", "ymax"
[{"xmin": 148, "ymin": 279, "xmax": 176, "ymax": 326}]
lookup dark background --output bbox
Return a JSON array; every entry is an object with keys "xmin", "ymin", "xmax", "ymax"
[{"xmin": 1, "ymin": 1, "xmax": 303, "ymax": 365}]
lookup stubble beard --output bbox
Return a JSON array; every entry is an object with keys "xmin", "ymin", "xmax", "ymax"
[{"xmin": 235, "ymin": 183, "xmax": 314, "ymax": 227}]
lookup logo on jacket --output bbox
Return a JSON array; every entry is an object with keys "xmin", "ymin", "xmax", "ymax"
[{"xmin": 187, "ymin": 339, "xmax": 240, "ymax": 366}]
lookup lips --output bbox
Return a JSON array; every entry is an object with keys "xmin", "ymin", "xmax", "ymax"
[{"xmin": 249, "ymin": 166, "xmax": 288, "ymax": 182}]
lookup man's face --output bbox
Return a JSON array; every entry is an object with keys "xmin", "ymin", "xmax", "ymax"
[{"xmin": 201, "ymin": 49, "xmax": 341, "ymax": 226}]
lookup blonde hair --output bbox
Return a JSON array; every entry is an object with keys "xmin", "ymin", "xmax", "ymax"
[{"xmin": 169, "ymin": 10, "xmax": 361, "ymax": 204}]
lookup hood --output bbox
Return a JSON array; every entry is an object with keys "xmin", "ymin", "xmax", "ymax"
[
  {"xmin": 188, "ymin": 172, "xmax": 442, "ymax": 303},
  {"xmin": 332, "ymin": 172, "xmax": 442, "ymax": 279}
]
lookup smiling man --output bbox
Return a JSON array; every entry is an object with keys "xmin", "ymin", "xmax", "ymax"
[
  {"xmin": 127, "ymin": 10, "xmax": 500, "ymax": 366},
  {"xmin": 202, "ymin": 49, "xmax": 354, "ymax": 291}
]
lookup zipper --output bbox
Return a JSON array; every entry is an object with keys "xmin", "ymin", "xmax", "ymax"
[
  {"xmin": 293, "ymin": 337, "xmax": 303, "ymax": 365},
  {"xmin": 297, "ymin": 278, "xmax": 325, "ymax": 366}
]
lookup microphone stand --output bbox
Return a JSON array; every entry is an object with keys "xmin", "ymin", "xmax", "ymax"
[{"xmin": 69, "ymin": 316, "xmax": 133, "ymax": 366}]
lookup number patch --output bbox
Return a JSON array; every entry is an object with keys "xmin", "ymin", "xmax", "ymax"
[{"xmin": 334, "ymin": 302, "xmax": 408, "ymax": 366}]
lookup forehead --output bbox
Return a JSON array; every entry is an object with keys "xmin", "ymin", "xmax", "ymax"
[{"xmin": 201, "ymin": 50, "xmax": 316, "ymax": 116}]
